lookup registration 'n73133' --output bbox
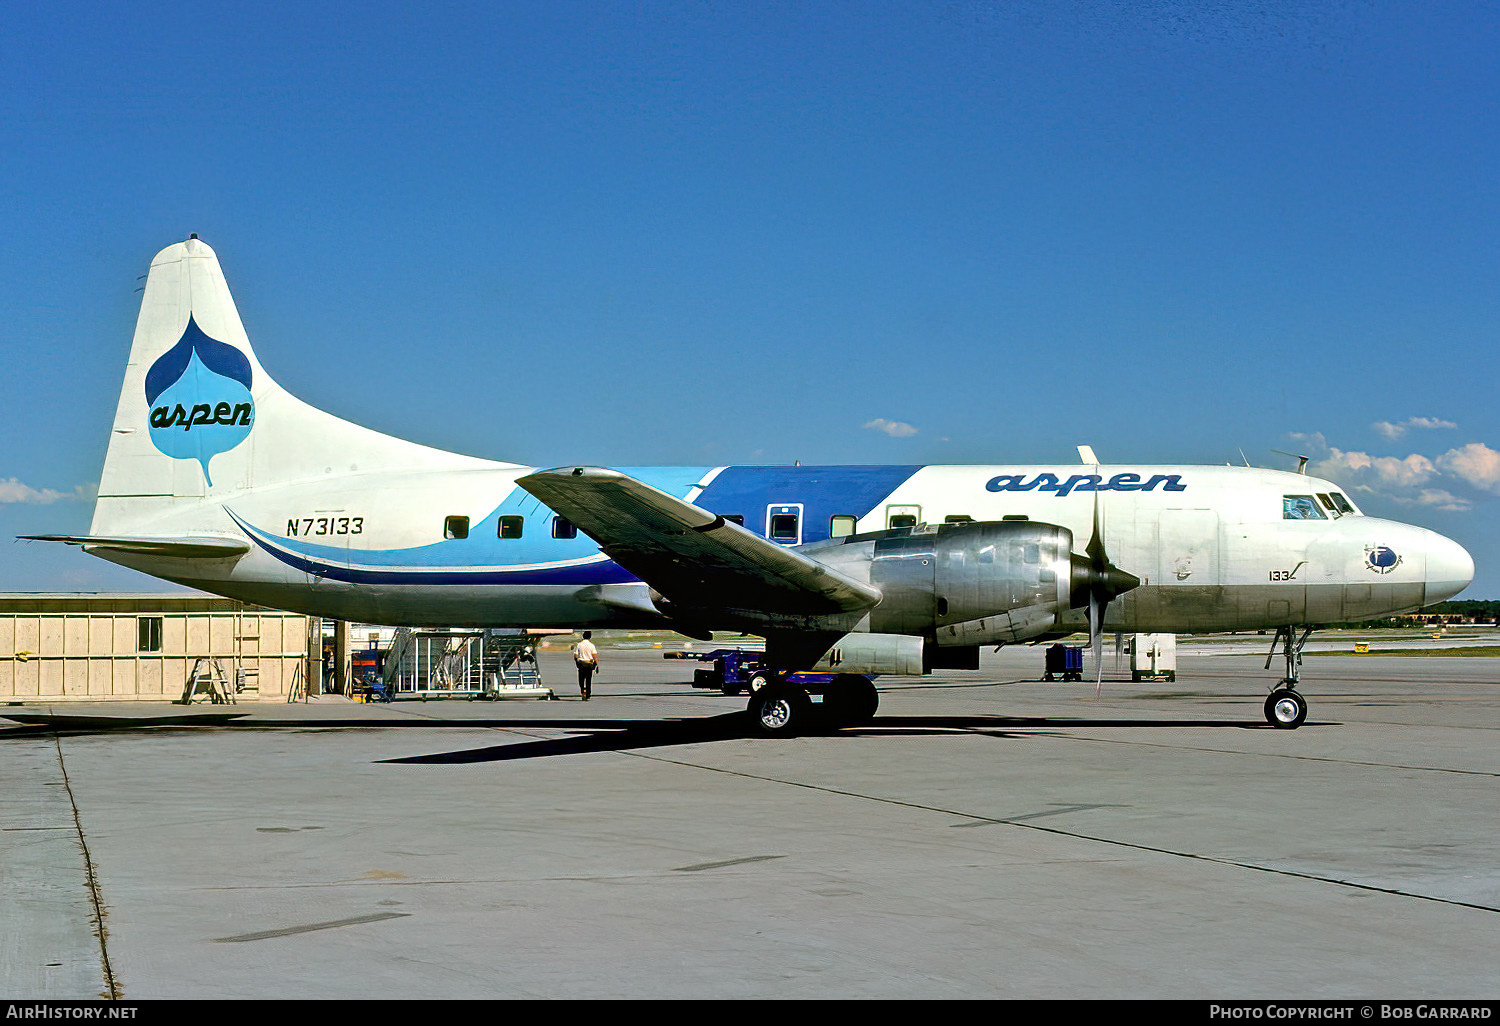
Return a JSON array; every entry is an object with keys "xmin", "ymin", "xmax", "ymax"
[{"xmin": 286, "ymin": 517, "xmax": 363, "ymax": 537}]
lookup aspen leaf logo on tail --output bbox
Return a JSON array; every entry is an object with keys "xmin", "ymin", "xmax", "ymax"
[{"xmin": 144, "ymin": 315, "xmax": 254, "ymax": 485}]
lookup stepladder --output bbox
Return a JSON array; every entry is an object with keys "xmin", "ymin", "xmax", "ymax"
[{"xmin": 181, "ymin": 658, "xmax": 235, "ymax": 704}]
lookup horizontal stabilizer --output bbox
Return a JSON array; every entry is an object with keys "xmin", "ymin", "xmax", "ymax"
[
  {"xmin": 517, "ymin": 467, "xmax": 881, "ymax": 616},
  {"xmin": 20, "ymin": 534, "xmax": 251, "ymax": 558}
]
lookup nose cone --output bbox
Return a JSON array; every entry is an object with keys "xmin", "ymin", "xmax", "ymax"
[{"xmin": 1426, "ymin": 531, "xmax": 1474, "ymax": 605}]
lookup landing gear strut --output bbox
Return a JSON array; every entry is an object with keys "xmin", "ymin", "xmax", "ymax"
[{"xmin": 1263, "ymin": 625, "xmax": 1313, "ymax": 729}]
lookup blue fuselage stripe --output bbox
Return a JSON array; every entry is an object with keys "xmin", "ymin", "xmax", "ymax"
[
  {"xmin": 693, "ymin": 465, "xmax": 921, "ymax": 542},
  {"xmin": 233, "ymin": 464, "xmax": 924, "ymax": 586}
]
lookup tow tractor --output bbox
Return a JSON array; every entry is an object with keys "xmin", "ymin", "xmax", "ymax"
[{"xmin": 665, "ymin": 648, "xmax": 788, "ymax": 695}]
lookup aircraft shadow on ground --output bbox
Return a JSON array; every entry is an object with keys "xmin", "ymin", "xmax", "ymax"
[
  {"xmin": 380, "ymin": 712, "xmax": 1287, "ymax": 764},
  {"xmin": 0, "ymin": 711, "xmax": 1306, "ymax": 753},
  {"xmin": 0, "ymin": 713, "xmax": 711, "ymax": 739},
  {"xmin": 0, "ymin": 712, "xmax": 252, "ymax": 737}
]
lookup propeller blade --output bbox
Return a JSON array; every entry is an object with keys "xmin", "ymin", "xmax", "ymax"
[
  {"xmin": 1090, "ymin": 591, "xmax": 1104, "ymax": 697},
  {"xmin": 1068, "ymin": 487, "xmax": 1139, "ymax": 699}
]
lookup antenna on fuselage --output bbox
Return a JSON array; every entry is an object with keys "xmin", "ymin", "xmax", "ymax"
[{"xmin": 1272, "ymin": 449, "xmax": 1310, "ymax": 474}]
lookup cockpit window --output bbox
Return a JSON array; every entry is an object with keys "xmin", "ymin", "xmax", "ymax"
[
  {"xmin": 1283, "ymin": 495, "xmax": 1326, "ymax": 520},
  {"xmin": 1314, "ymin": 493, "xmax": 1356, "ymax": 518}
]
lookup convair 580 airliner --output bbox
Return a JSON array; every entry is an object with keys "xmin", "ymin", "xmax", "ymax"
[{"xmin": 28, "ymin": 238, "xmax": 1474, "ymax": 732}]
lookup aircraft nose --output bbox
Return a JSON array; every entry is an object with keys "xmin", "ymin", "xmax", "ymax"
[{"xmin": 1425, "ymin": 531, "xmax": 1474, "ymax": 604}]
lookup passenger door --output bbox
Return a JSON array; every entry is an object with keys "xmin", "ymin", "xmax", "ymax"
[{"xmin": 765, "ymin": 503, "xmax": 803, "ymax": 546}]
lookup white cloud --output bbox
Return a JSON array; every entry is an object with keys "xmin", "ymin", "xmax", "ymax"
[
  {"xmin": 1437, "ymin": 442, "xmax": 1500, "ymax": 494},
  {"xmin": 1286, "ymin": 431, "xmax": 1329, "ymax": 454},
  {"xmin": 1372, "ymin": 416, "xmax": 1458, "ymax": 440},
  {"xmin": 1311, "ymin": 448, "xmax": 1437, "ymax": 490},
  {"xmin": 0, "ymin": 479, "xmax": 93, "ymax": 504},
  {"xmin": 863, "ymin": 418, "xmax": 918, "ymax": 438},
  {"xmin": 1298, "ymin": 435, "xmax": 1500, "ymax": 513},
  {"xmin": 1409, "ymin": 488, "xmax": 1473, "ymax": 512}
]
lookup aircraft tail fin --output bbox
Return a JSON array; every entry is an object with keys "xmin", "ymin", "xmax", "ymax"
[{"xmin": 91, "ymin": 237, "xmax": 503, "ymax": 538}]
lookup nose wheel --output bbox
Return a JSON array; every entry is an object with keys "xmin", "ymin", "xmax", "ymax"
[{"xmin": 1264, "ymin": 688, "xmax": 1307, "ymax": 729}]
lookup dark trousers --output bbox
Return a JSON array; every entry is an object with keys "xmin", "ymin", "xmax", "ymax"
[{"xmin": 575, "ymin": 662, "xmax": 595, "ymax": 698}]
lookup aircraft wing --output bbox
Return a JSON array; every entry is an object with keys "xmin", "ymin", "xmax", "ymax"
[
  {"xmin": 19, "ymin": 534, "xmax": 251, "ymax": 558},
  {"xmin": 516, "ymin": 467, "xmax": 881, "ymax": 615}
]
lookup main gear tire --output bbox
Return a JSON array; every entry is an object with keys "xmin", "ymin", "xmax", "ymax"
[{"xmin": 749, "ymin": 682, "xmax": 812, "ymax": 736}]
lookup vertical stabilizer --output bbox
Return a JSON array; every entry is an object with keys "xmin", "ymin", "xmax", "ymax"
[{"xmin": 91, "ymin": 237, "xmax": 505, "ymax": 537}]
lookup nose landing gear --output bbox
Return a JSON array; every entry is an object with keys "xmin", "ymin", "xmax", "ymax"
[{"xmin": 1264, "ymin": 625, "xmax": 1313, "ymax": 729}]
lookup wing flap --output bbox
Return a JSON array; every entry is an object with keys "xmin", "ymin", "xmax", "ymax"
[{"xmin": 516, "ymin": 467, "xmax": 880, "ymax": 615}]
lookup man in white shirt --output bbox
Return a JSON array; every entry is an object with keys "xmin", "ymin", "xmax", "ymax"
[{"xmin": 572, "ymin": 631, "xmax": 599, "ymax": 700}]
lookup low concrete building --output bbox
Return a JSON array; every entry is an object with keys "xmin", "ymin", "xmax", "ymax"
[{"xmin": 0, "ymin": 594, "xmax": 310, "ymax": 703}]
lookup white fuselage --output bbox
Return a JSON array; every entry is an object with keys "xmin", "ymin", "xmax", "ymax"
[{"xmin": 90, "ymin": 461, "xmax": 1474, "ymax": 633}]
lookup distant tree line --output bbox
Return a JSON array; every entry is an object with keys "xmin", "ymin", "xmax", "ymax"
[
  {"xmin": 1328, "ymin": 599, "xmax": 1500, "ymax": 629},
  {"xmin": 1427, "ymin": 599, "xmax": 1500, "ymax": 621}
]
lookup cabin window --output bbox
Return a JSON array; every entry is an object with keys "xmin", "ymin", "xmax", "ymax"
[
  {"xmin": 886, "ymin": 505, "xmax": 920, "ymax": 529},
  {"xmin": 724, "ymin": 514, "xmax": 745, "ymax": 526},
  {"xmin": 498, "ymin": 515, "xmax": 524, "ymax": 539},
  {"xmin": 445, "ymin": 516, "xmax": 470, "ymax": 539},
  {"xmin": 769, "ymin": 512, "xmax": 800, "ymax": 542},
  {"xmin": 830, "ymin": 515, "xmax": 857, "ymax": 538},
  {"xmin": 137, "ymin": 616, "xmax": 163, "ymax": 653},
  {"xmin": 1282, "ymin": 496, "xmax": 1325, "ymax": 520},
  {"xmin": 552, "ymin": 517, "xmax": 577, "ymax": 539},
  {"xmin": 944, "ymin": 514, "xmax": 974, "ymax": 524},
  {"xmin": 1002, "ymin": 514, "xmax": 1029, "ymax": 521}
]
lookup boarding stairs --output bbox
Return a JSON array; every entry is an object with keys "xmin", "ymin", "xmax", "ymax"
[
  {"xmin": 383, "ymin": 628, "xmax": 551, "ymax": 700},
  {"xmin": 478, "ymin": 629, "xmax": 547, "ymax": 696}
]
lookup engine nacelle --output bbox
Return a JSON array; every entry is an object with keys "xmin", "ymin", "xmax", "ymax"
[
  {"xmin": 763, "ymin": 632, "xmax": 925, "ymax": 676},
  {"xmin": 804, "ymin": 520, "xmax": 1080, "ymax": 645},
  {"xmin": 806, "ymin": 632, "xmax": 924, "ymax": 675}
]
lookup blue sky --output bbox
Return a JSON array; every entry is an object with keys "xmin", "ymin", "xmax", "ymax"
[{"xmin": 3, "ymin": 1, "xmax": 1497, "ymax": 596}]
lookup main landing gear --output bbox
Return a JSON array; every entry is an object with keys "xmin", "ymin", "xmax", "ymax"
[
  {"xmin": 747, "ymin": 673, "xmax": 879, "ymax": 736},
  {"xmin": 1263, "ymin": 625, "xmax": 1313, "ymax": 729}
]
